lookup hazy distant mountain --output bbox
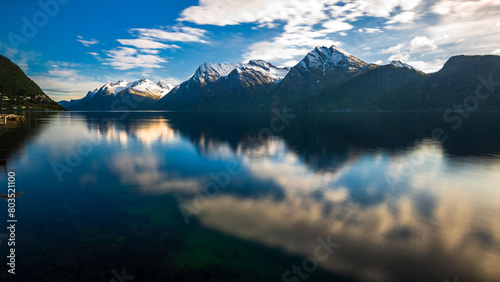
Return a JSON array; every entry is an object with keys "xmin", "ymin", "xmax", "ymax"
[
  {"xmin": 59, "ymin": 78, "xmax": 174, "ymax": 110},
  {"xmin": 0, "ymin": 54, "xmax": 65, "ymax": 111},
  {"xmin": 154, "ymin": 60, "xmax": 289, "ymax": 110}
]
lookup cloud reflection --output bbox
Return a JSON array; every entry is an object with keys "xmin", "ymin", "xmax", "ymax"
[
  {"xmin": 184, "ymin": 141, "xmax": 500, "ymax": 282},
  {"xmin": 70, "ymin": 112, "xmax": 500, "ymax": 282}
]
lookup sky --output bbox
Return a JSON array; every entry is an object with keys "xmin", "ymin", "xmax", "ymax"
[{"xmin": 0, "ymin": 0, "xmax": 499, "ymax": 101}]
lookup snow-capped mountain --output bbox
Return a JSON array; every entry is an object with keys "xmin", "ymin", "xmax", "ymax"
[
  {"xmin": 247, "ymin": 60, "xmax": 289, "ymax": 81},
  {"xmin": 57, "ymin": 45, "xmax": 500, "ymax": 112},
  {"xmin": 296, "ymin": 46, "xmax": 367, "ymax": 76},
  {"xmin": 191, "ymin": 61, "xmax": 289, "ymax": 86},
  {"xmin": 389, "ymin": 60, "xmax": 422, "ymax": 73},
  {"xmin": 60, "ymin": 78, "xmax": 175, "ymax": 110},
  {"xmin": 86, "ymin": 78, "xmax": 173, "ymax": 99},
  {"xmin": 266, "ymin": 45, "xmax": 368, "ymax": 108},
  {"xmin": 192, "ymin": 63, "xmax": 245, "ymax": 85},
  {"xmin": 155, "ymin": 45, "xmax": 372, "ymax": 110},
  {"xmin": 154, "ymin": 60, "xmax": 289, "ymax": 110},
  {"xmin": 157, "ymin": 80, "xmax": 174, "ymax": 91}
]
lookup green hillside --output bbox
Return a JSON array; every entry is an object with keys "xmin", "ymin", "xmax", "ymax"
[{"xmin": 0, "ymin": 54, "xmax": 66, "ymax": 111}]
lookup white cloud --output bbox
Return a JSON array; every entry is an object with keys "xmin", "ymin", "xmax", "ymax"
[
  {"xmin": 103, "ymin": 47, "xmax": 167, "ymax": 70},
  {"xmin": 242, "ymin": 26, "xmax": 340, "ymax": 62},
  {"xmin": 141, "ymin": 49, "xmax": 161, "ymax": 55},
  {"xmin": 431, "ymin": 0, "xmax": 500, "ymax": 16},
  {"xmin": 378, "ymin": 36, "xmax": 445, "ymax": 72},
  {"xmin": 116, "ymin": 39, "xmax": 179, "ymax": 49},
  {"xmin": 410, "ymin": 36, "xmax": 438, "ymax": 53},
  {"xmin": 130, "ymin": 26, "xmax": 209, "ymax": 43},
  {"xmin": 381, "ymin": 43, "xmax": 405, "ymax": 54},
  {"xmin": 179, "ymin": 0, "xmax": 423, "ymax": 26},
  {"xmin": 179, "ymin": 0, "xmax": 331, "ymax": 26},
  {"xmin": 48, "ymin": 69, "xmax": 78, "ymax": 77},
  {"xmin": 358, "ymin": 27, "xmax": 383, "ymax": 33},
  {"xmin": 282, "ymin": 60, "xmax": 299, "ymax": 67},
  {"xmin": 388, "ymin": 52, "xmax": 410, "ymax": 62},
  {"xmin": 102, "ymin": 26, "xmax": 208, "ymax": 71},
  {"xmin": 179, "ymin": 0, "xmax": 424, "ymax": 65},
  {"xmin": 31, "ymin": 68, "xmax": 104, "ymax": 100},
  {"xmin": 76, "ymin": 35, "xmax": 99, "ymax": 47},
  {"xmin": 386, "ymin": 11, "xmax": 417, "ymax": 24},
  {"xmin": 423, "ymin": 0, "xmax": 500, "ymax": 57},
  {"xmin": 322, "ymin": 20, "xmax": 354, "ymax": 33},
  {"xmin": 381, "ymin": 36, "xmax": 438, "ymax": 65},
  {"xmin": 243, "ymin": 41, "xmax": 313, "ymax": 62},
  {"xmin": 493, "ymin": 49, "xmax": 500, "ymax": 55},
  {"xmin": 405, "ymin": 59, "xmax": 446, "ymax": 73}
]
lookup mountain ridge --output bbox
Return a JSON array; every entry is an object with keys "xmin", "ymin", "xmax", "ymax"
[
  {"xmin": 58, "ymin": 46, "xmax": 500, "ymax": 112},
  {"xmin": 59, "ymin": 78, "xmax": 174, "ymax": 110},
  {"xmin": 153, "ymin": 59, "xmax": 289, "ymax": 110}
]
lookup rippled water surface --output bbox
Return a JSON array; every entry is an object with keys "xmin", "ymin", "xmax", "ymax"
[{"xmin": 1, "ymin": 111, "xmax": 500, "ymax": 282}]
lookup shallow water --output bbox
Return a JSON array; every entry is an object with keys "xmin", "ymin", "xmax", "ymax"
[{"xmin": 1, "ymin": 111, "xmax": 500, "ymax": 281}]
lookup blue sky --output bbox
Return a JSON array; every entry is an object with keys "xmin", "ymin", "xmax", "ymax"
[{"xmin": 1, "ymin": 0, "xmax": 499, "ymax": 101}]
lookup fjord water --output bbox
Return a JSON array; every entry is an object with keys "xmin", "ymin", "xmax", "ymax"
[{"xmin": 1, "ymin": 111, "xmax": 500, "ymax": 282}]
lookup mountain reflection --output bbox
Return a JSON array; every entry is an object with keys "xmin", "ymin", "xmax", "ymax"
[{"xmin": 8, "ymin": 112, "xmax": 499, "ymax": 282}]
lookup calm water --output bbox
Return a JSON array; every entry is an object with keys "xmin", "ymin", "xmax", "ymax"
[{"xmin": 1, "ymin": 111, "xmax": 500, "ymax": 282}]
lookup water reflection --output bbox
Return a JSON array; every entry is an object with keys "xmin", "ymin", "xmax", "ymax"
[{"xmin": 2, "ymin": 111, "xmax": 500, "ymax": 281}]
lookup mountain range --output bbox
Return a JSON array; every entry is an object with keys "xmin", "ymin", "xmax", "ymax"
[
  {"xmin": 59, "ymin": 78, "xmax": 174, "ymax": 110},
  {"xmin": 59, "ymin": 45, "xmax": 500, "ymax": 111}
]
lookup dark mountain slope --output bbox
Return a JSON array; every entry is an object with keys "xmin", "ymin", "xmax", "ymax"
[
  {"xmin": 260, "ymin": 46, "xmax": 368, "ymax": 110},
  {"xmin": 317, "ymin": 55, "xmax": 500, "ymax": 111},
  {"xmin": 154, "ymin": 61, "xmax": 288, "ymax": 110},
  {"xmin": 0, "ymin": 54, "xmax": 65, "ymax": 110}
]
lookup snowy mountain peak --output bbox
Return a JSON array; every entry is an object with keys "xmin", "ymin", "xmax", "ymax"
[
  {"xmin": 157, "ymin": 80, "xmax": 173, "ymax": 89},
  {"xmin": 248, "ymin": 60, "xmax": 289, "ymax": 81},
  {"xmin": 390, "ymin": 60, "xmax": 418, "ymax": 71},
  {"xmin": 85, "ymin": 78, "xmax": 174, "ymax": 99},
  {"xmin": 300, "ymin": 45, "xmax": 367, "ymax": 73},
  {"xmin": 313, "ymin": 45, "xmax": 352, "ymax": 58},
  {"xmin": 248, "ymin": 60, "xmax": 275, "ymax": 70},
  {"xmin": 194, "ymin": 63, "xmax": 243, "ymax": 84},
  {"xmin": 114, "ymin": 80, "xmax": 128, "ymax": 86},
  {"xmin": 131, "ymin": 78, "xmax": 151, "ymax": 87},
  {"xmin": 129, "ymin": 78, "xmax": 174, "ymax": 96},
  {"xmin": 192, "ymin": 60, "xmax": 289, "ymax": 85}
]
